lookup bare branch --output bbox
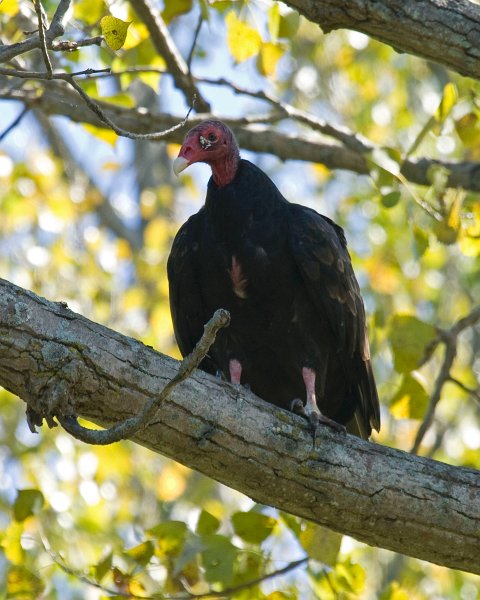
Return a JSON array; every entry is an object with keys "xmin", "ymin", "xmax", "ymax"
[
  {"xmin": 128, "ymin": 0, "xmax": 210, "ymax": 112},
  {"xmin": 57, "ymin": 309, "xmax": 231, "ymax": 445},
  {"xmin": 0, "ymin": 105, "xmax": 30, "ymax": 141},
  {"xmin": 33, "ymin": 0, "xmax": 53, "ymax": 77},
  {"xmin": 187, "ymin": 13, "xmax": 204, "ymax": 69},
  {"xmin": 51, "ymin": 36, "xmax": 103, "ymax": 52},
  {"xmin": 411, "ymin": 305, "xmax": 480, "ymax": 454}
]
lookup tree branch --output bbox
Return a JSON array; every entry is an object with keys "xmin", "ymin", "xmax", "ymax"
[
  {"xmin": 411, "ymin": 305, "xmax": 480, "ymax": 454},
  {"xmin": 56, "ymin": 308, "xmax": 230, "ymax": 445},
  {"xmin": 3, "ymin": 82, "xmax": 478, "ymax": 192},
  {"xmin": 283, "ymin": 0, "xmax": 480, "ymax": 81},
  {"xmin": 0, "ymin": 277, "xmax": 479, "ymax": 575},
  {"xmin": 128, "ymin": 0, "xmax": 210, "ymax": 112}
]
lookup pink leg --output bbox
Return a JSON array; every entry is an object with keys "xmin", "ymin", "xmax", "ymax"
[
  {"xmin": 291, "ymin": 367, "xmax": 346, "ymax": 442},
  {"xmin": 229, "ymin": 359, "xmax": 242, "ymax": 385},
  {"xmin": 302, "ymin": 367, "xmax": 319, "ymax": 416}
]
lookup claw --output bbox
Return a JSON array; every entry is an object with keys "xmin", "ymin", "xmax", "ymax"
[{"xmin": 290, "ymin": 397, "xmax": 346, "ymax": 447}]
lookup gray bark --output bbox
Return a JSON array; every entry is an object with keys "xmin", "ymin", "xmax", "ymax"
[
  {"xmin": 0, "ymin": 278, "xmax": 479, "ymax": 574},
  {"xmin": 283, "ymin": 0, "xmax": 480, "ymax": 80}
]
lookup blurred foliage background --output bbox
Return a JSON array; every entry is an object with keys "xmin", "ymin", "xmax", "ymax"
[{"xmin": 0, "ymin": 0, "xmax": 479, "ymax": 597}]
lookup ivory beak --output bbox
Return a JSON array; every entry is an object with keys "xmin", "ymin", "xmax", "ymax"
[{"xmin": 173, "ymin": 156, "xmax": 190, "ymax": 176}]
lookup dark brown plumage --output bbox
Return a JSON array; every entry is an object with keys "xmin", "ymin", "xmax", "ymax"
[{"xmin": 168, "ymin": 120, "xmax": 380, "ymax": 440}]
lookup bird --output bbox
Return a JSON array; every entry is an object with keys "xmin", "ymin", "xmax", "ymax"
[{"xmin": 168, "ymin": 120, "xmax": 380, "ymax": 440}]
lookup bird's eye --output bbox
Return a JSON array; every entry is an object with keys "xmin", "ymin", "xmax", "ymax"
[{"xmin": 208, "ymin": 133, "xmax": 217, "ymax": 142}]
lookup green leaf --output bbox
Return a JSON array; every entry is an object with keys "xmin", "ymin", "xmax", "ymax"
[
  {"xmin": 226, "ymin": 11, "xmax": 262, "ymax": 63},
  {"xmin": 231, "ymin": 511, "xmax": 277, "ymax": 544},
  {"xmin": 125, "ymin": 541, "xmax": 155, "ymax": 567},
  {"xmin": 149, "ymin": 521, "xmax": 188, "ymax": 557},
  {"xmin": 162, "ymin": 0, "xmax": 193, "ymax": 23},
  {"xmin": 101, "ymin": 15, "xmax": 131, "ymax": 51},
  {"xmin": 412, "ymin": 225, "xmax": 429, "ymax": 258},
  {"xmin": 390, "ymin": 374, "xmax": 429, "ymax": 419},
  {"xmin": 380, "ymin": 190, "xmax": 401, "ymax": 208},
  {"xmin": 278, "ymin": 10, "xmax": 300, "ymax": 38},
  {"xmin": 94, "ymin": 552, "xmax": 112, "ymax": 582},
  {"xmin": 196, "ymin": 510, "xmax": 220, "ymax": 536},
  {"xmin": 13, "ymin": 489, "xmax": 44, "ymax": 522},
  {"xmin": 389, "ymin": 315, "xmax": 437, "ymax": 373},
  {"xmin": 299, "ymin": 522, "xmax": 342, "ymax": 567},
  {"xmin": 201, "ymin": 534, "xmax": 238, "ymax": 584}
]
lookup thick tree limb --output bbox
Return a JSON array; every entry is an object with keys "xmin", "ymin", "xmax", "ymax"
[
  {"xmin": 0, "ymin": 277, "xmax": 479, "ymax": 574},
  {"xmin": 283, "ymin": 0, "xmax": 480, "ymax": 81},
  {"xmin": 1, "ymin": 84, "xmax": 479, "ymax": 192}
]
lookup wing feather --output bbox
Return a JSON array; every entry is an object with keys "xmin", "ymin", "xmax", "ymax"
[{"xmin": 288, "ymin": 204, "xmax": 380, "ymax": 434}]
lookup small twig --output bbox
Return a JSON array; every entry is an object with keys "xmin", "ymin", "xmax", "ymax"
[
  {"xmin": 187, "ymin": 13, "xmax": 203, "ymax": 69},
  {"xmin": 448, "ymin": 376, "xmax": 480, "ymax": 409},
  {"xmin": 0, "ymin": 66, "xmax": 111, "ymax": 79},
  {"xmin": 33, "ymin": 0, "xmax": 53, "ymax": 78},
  {"xmin": 66, "ymin": 75, "xmax": 196, "ymax": 140},
  {"xmin": 0, "ymin": 106, "xmax": 30, "ymax": 141},
  {"xmin": 58, "ymin": 309, "xmax": 230, "ymax": 445},
  {"xmin": 51, "ymin": 36, "xmax": 104, "ymax": 52}
]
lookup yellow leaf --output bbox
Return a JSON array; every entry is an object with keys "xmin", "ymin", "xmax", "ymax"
[
  {"xmin": 102, "ymin": 161, "xmax": 120, "ymax": 171},
  {"xmin": 0, "ymin": 0, "xmax": 19, "ymax": 16},
  {"xmin": 74, "ymin": 0, "xmax": 105, "ymax": 25},
  {"xmin": 258, "ymin": 42, "xmax": 284, "ymax": 77},
  {"xmin": 226, "ymin": 11, "xmax": 262, "ymax": 63},
  {"xmin": 101, "ymin": 15, "xmax": 131, "ymax": 51},
  {"xmin": 83, "ymin": 124, "xmax": 118, "ymax": 146}
]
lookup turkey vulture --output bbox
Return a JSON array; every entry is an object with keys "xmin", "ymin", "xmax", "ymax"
[{"xmin": 168, "ymin": 120, "xmax": 380, "ymax": 440}]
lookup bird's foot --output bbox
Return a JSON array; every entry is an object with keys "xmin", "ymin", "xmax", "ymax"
[{"xmin": 291, "ymin": 398, "xmax": 346, "ymax": 447}]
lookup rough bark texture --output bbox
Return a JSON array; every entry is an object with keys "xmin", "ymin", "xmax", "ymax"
[
  {"xmin": 0, "ymin": 277, "xmax": 479, "ymax": 574},
  {"xmin": 284, "ymin": 0, "xmax": 480, "ymax": 80}
]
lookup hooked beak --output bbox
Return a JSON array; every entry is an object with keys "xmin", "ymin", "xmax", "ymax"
[{"xmin": 173, "ymin": 156, "xmax": 190, "ymax": 176}]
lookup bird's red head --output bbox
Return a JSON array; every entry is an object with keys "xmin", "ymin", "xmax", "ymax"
[{"xmin": 173, "ymin": 120, "xmax": 240, "ymax": 187}]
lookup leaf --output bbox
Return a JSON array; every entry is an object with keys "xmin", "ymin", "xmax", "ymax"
[
  {"xmin": 125, "ymin": 541, "xmax": 155, "ymax": 567},
  {"xmin": 201, "ymin": 534, "xmax": 238, "ymax": 584},
  {"xmin": 196, "ymin": 510, "xmax": 220, "ymax": 536},
  {"xmin": 101, "ymin": 15, "xmax": 131, "ymax": 51},
  {"xmin": 74, "ymin": 0, "xmax": 105, "ymax": 25},
  {"xmin": 258, "ymin": 42, "xmax": 284, "ymax": 78},
  {"xmin": 299, "ymin": 522, "xmax": 342, "ymax": 567},
  {"xmin": 380, "ymin": 190, "xmax": 401, "ymax": 208},
  {"xmin": 268, "ymin": 3, "xmax": 281, "ymax": 42},
  {"xmin": 278, "ymin": 10, "xmax": 300, "ymax": 38},
  {"xmin": 389, "ymin": 315, "xmax": 437, "ymax": 373},
  {"xmin": 13, "ymin": 489, "xmax": 44, "ymax": 522},
  {"xmin": 231, "ymin": 511, "xmax": 277, "ymax": 544},
  {"xmin": 434, "ymin": 82, "xmax": 457, "ymax": 124},
  {"xmin": 83, "ymin": 124, "xmax": 117, "ymax": 146},
  {"xmin": 226, "ymin": 11, "xmax": 262, "ymax": 63},
  {"xmin": 380, "ymin": 581, "xmax": 411, "ymax": 600},
  {"xmin": 0, "ymin": 0, "xmax": 19, "ymax": 17},
  {"xmin": 7, "ymin": 565, "xmax": 45, "ymax": 599},
  {"xmin": 390, "ymin": 374, "xmax": 429, "ymax": 419},
  {"xmin": 162, "ymin": 0, "xmax": 192, "ymax": 23},
  {"xmin": 149, "ymin": 521, "xmax": 188, "ymax": 557},
  {"xmin": 95, "ymin": 552, "xmax": 113, "ymax": 582},
  {"xmin": 412, "ymin": 225, "xmax": 429, "ymax": 258}
]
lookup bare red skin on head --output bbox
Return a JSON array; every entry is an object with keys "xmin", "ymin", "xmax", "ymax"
[{"xmin": 177, "ymin": 120, "xmax": 240, "ymax": 187}]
